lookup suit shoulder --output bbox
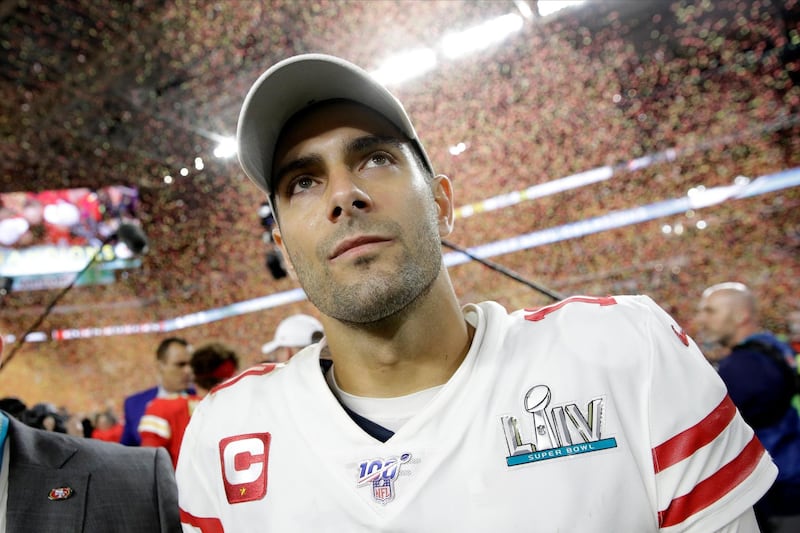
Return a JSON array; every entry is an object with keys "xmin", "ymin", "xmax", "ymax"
[
  {"xmin": 72, "ymin": 435, "xmax": 170, "ymax": 473},
  {"xmin": 12, "ymin": 422, "xmax": 155, "ymax": 467},
  {"xmin": 124, "ymin": 386, "xmax": 159, "ymax": 405}
]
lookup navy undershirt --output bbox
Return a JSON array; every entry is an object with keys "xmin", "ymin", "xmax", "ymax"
[{"xmin": 320, "ymin": 359, "xmax": 395, "ymax": 443}]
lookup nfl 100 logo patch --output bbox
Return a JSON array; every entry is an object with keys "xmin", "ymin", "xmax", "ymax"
[{"xmin": 356, "ymin": 453, "xmax": 412, "ymax": 504}]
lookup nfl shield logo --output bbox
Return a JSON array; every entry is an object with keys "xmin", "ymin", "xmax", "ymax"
[
  {"xmin": 357, "ymin": 453, "xmax": 411, "ymax": 504},
  {"xmin": 372, "ymin": 478, "xmax": 394, "ymax": 503}
]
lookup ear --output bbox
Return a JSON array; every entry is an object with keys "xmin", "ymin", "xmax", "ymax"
[
  {"xmin": 736, "ymin": 307, "xmax": 754, "ymax": 328},
  {"xmin": 432, "ymin": 174, "xmax": 455, "ymax": 237},
  {"xmin": 271, "ymin": 226, "xmax": 298, "ymax": 280}
]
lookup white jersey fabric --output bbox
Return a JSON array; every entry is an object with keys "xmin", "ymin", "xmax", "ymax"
[{"xmin": 176, "ymin": 295, "xmax": 776, "ymax": 532}]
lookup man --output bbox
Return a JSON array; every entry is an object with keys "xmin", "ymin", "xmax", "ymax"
[
  {"xmin": 177, "ymin": 54, "xmax": 776, "ymax": 532},
  {"xmin": 697, "ymin": 282, "xmax": 800, "ymax": 532},
  {"xmin": 788, "ymin": 309, "xmax": 800, "ymax": 355},
  {"xmin": 260, "ymin": 313, "xmax": 324, "ymax": 362},
  {"xmin": 140, "ymin": 342, "xmax": 241, "ymax": 468},
  {"xmin": 91, "ymin": 410, "xmax": 123, "ymax": 443},
  {"xmin": 0, "ymin": 337, "xmax": 181, "ymax": 532},
  {"xmin": 120, "ymin": 337, "xmax": 193, "ymax": 446}
]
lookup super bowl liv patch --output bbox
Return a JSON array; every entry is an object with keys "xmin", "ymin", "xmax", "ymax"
[
  {"xmin": 500, "ymin": 385, "xmax": 617, "ymax": 467},
  {"xmin": 356, "ymin": 453, "xmax": 412, "ymax": 504}
]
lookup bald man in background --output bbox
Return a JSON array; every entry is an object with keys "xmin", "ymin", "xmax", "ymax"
[{"xmin": 697, "ymin": 282, "xmax": 800, "ymax": 532}]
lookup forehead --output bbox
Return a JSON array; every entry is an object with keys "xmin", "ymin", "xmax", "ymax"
[
  {"xmin": 274, "ymin": 101, "xmax": 406, "ymax": 165},
  {"xmin": 702, "ymin": 291, "xmax": 732, "ymax": 310},
  {"xmin": 163, "ymin": 342, "xmax": 189, "ymax": 361}
]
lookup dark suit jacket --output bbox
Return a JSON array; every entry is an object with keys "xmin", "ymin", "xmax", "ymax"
[
  {"xmin": 121, "ymin": 385, "xmax": 159, "ymax": 446},
  {"xmin": 4, "ymin": 413, "xmax": 181, "ymax": 533}
]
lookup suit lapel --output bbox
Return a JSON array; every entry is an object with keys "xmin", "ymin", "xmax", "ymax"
[{"xmin": 5, "ymin": 416, "xmax": 87, "ymax": 533}]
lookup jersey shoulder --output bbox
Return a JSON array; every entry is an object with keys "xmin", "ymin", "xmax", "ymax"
[
  {"xmin": 496, "ymin": 294, "xmax": 691, "ymax": 366},
  {"xmin": 512, "ymin": 294, "xmax": 663, "ymax": 322},
  {"xmin": 207, "ymin": 361, "xmax": 285, "ymax": 397}
]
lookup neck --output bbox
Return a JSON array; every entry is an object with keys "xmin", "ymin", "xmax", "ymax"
[
  {"xmin": 728, "ymin": 324, "xmax": 760, "ymax": 348},
  {"xmin": 322, "ymin": 271, "xmax": 473, "ymax": 397}
]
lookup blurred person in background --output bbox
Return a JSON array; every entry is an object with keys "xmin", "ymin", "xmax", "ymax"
[
  {"xmin": 696, "ymin": 282, "xmax": 800, "ymax": 532},
  {"xmin": 140, "ymin": 342, "xmax": 240, "ymax": 468},
  {"xmin": 91, "ymin": 410, "xmax": 124, "ymax": 443},
  {"xmin": 260, "ymin": 313, "xmax": 324, "ymax": 363},
  {"xmin": 0, "ymin": 335, "xmax": 181, "ymax": 531},
  {"xmin": 21, "ymin": 402, "xmax": 66, "ymax": 433},
  {"xmin": 0, "ymin": 397, "xmax": 26, "ymax": 420},
  {"xmin": 787, "ymin": 309, "xmax": 800, "ymax": 356},
  {"xmin": 63, "ymin": 411, "xmax": 91, "ymax": 438},
  {"xmin": 120, "ymin": 337, "xmax": 193, "ymax": 446}
]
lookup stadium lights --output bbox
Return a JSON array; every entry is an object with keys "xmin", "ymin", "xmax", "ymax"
[
  {"xmin": 537, "ymin": 1, "xmax": 586, "ymax": 18},
  {"xmin": 213, "ymin": 137, "xmax": 237, "ymax": 159},
  {"xmin": 440, "ymin": 13, "xmax": 524, "ymax": 59},
  {"xmin": 372, "ymin": 11, "xmax": 529, "ymax": 86},
  {"xmin": 370, "ymin": 48, "xmax": 438, "ymax": 87},
  {"xmin": 206, "ymin": 3, "xmax": 587, "ymax": 157}
]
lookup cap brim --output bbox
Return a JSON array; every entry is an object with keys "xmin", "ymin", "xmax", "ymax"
[
  {"xmin": 237, "ymin": 53, "xmax": 432, "ymax": 195},
  {"xmin": 261, "ymin": 340, "xmax": 281, "ymax": 354}
]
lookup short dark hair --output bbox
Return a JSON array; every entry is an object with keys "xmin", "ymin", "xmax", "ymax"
[
  {"xmin": 156, "ymin": 337, "xmax": 188, "ymax": 362},
  {"xmin": 21, "ymin": 403, "xmax": 66, "ymax": 433},
  {"xmin": 0, "ymin": 396, "xmax": 27, "ymax": 419},
  {"xmin": 191, "ymin": 342, "xmax": 240, "ymax": 391}
]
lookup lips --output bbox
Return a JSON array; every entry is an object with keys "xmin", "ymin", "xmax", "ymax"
[{"xmin": 329, "ymin": 235, "xmax": 391, "ymax": 260}]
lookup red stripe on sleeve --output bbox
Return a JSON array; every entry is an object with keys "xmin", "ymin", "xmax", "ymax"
[
  {"xmin": 523, "ymin": 296, "xmax": 617, "ymax": 322},
  {"xmin": 211, "ymin": 363, "xmax": 280, "ymax": 394},
  {"xmin": 180, "ymin": 508, "xmax": 225, "ymax": 533},
  {"xmin": 657, "ymin": 435, "xmax": 765, "ymax": 528},
  {"xmin": 652, "ymin": 395, "xmax": 737, "ymax": 473}
]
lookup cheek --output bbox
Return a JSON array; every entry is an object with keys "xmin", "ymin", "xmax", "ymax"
[{"xmin": 280, "ymin": 217, "xmax": 322, "ymax": 254}]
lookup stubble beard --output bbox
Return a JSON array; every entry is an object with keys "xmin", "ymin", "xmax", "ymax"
[{"xmin": 287, "ymin": 209, "xmax": 443, "ymax": 325}]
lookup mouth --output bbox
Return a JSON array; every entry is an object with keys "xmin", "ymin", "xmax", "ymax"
[{"xmin": 329, "ymin": 235, "xmax": 392, "ymax": 261}]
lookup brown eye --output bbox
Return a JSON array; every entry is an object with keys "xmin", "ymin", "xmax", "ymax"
[
  {"xmin": 290, "ymin": 176, "xmax": 316, "ymax": 196},
  {"xmin": 364, "ymin": 152, "xmax": 393, "ymax": 169}
]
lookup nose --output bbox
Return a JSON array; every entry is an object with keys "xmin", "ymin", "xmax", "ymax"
[{"xmin": 327, "ymin": 169, "xmax": 372, "ymax": 221}]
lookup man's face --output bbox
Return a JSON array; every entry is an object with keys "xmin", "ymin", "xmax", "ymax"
[
  {"xmin": 271, "ymin": 101, "xmax": 452, "ymax": 324},
  {"xmin": 696, "ymin": 291, "xmax": 738, "ymax": 350},
  {"xmin": 158, "ymin": 342, "xmax": 192, "ymax": 392},
  {"xmin": 788, "ymin": 311, "xmax": 800, "ymax": 341}
]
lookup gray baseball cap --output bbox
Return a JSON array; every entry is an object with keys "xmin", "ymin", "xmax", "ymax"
[{"xmin": 237, "ymin": 53, "xmax": 434, "ymax": 196}]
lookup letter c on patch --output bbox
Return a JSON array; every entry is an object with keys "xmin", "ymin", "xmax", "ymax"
[{"xmin": 219, "ymin": 433, "xmax": 271, "ymax": 504}]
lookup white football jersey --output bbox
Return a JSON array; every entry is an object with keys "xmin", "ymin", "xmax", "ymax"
[{"xmin": 176, "ymin": 295, "xmax": 776, "ymax": 532}]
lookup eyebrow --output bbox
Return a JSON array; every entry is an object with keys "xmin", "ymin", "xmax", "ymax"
[
  {"xmin": 273, "ymin": 134, "xmax": 408, "ymax": 191},
  {"xmin": 274, "ymin": 154, "xmax": 325, "ymax": 189},
  {"xmin": 345, "ymin": 134, "xmax": 406, "ymax": 155}
]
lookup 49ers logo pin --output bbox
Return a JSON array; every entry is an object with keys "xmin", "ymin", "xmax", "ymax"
[{"xmin": 48, "ymin": 487, "xmax": 74, "ymax": 500}]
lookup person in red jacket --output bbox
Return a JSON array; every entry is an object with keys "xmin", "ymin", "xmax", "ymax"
[
  {"xmin": 138, "ymin": 342, "xmax": 239, "ymax": 467},
  {"xmin": 91, "ymin": 411, "xmax": 124, "ymax": 443}
]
